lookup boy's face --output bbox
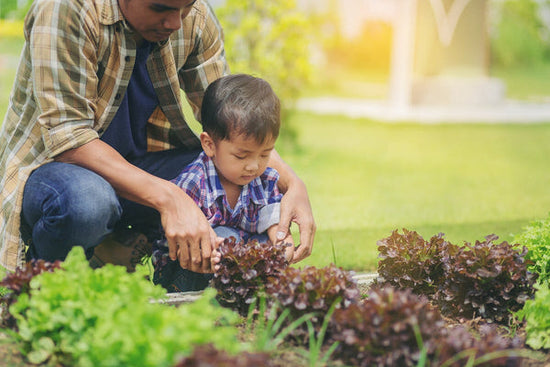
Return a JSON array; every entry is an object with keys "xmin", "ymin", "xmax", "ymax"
[
  {"xmin": 201, "ymin": 132, "xmax": 276, "ymax": 189},
  {"xmin": 118, "ymin": 0, "xmax": 197, "ymax": 43}
]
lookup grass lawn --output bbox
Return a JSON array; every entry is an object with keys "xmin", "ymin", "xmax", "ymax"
[
  {"xmin": 491, "ymin": 63, "xmax": 550, "ymax": 102},
  {"xmin": 281, "ymin": 112, "xmax": 550, "ymax": 271}
]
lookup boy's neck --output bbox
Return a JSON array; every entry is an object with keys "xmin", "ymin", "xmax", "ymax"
[{"xmin": 219, "ymin": 176, "xmax": 242, "ymax": 209}]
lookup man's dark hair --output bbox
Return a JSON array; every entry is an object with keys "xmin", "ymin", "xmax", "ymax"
[{"xmin": 201, "ymin": 74, "xmax": 281, "ymax": 143}]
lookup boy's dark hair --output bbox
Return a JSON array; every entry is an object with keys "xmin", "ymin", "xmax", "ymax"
[{"xmin": 201, "ymin": 74, "xmax": 281, "ymax": 143}]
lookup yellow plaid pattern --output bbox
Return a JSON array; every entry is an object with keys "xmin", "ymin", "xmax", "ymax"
[{"xmin": 0, "ymin": 0, "xmax": 228, "ymax": 271}]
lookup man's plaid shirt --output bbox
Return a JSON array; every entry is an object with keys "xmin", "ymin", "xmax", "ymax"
[{"xmin": 0, "ymin": 0, "xmax": 228, "ymax": 270}]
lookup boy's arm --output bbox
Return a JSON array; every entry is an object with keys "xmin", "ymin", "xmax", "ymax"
[{"xmin": 267, "ymin": 150, "xmax": 316, "ymax": 264}]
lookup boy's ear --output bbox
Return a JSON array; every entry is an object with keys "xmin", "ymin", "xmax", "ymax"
[{"xmin": 200, "ymin": 132, "xmax": 216, "ymax": 157}]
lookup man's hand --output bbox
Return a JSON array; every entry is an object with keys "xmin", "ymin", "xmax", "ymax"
[
  {"xmin": 275, "ymin": 178, "xmax": 316, "ymax": 264},
  {"xmin": 267, "ymin": 225, "xmax": 295, "ymax": 263},
  {"xmin": 160, "ymin": 184, "xmax": 219, "ymax": 273},
  {"xmin": 267, "ymin": 150, "xmax": 316, "ymax": 264}
]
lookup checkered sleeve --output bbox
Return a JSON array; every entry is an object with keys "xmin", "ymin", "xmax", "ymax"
[
  {"xmin": 29, "ymin": 0, "xmax": 100, "ymax": 158},
  {"xmin": 257, "ymin": 168, "xmax": 282, "ymax": 233},
  {"xmin": 178, "ymin": 0, "xmax": 229, "ymax": 121}
]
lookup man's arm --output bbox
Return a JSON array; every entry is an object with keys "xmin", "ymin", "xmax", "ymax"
[
  {"xmin": 55, "ymin": 139, "xmax": 217, "ymax": 273},
  {"xmin": 268, "ymin": 150, "xmax": 316, "ymax": 263}
]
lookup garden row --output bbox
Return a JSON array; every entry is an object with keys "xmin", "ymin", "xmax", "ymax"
[{"xmin": 3, "ymin": 214, "xmax": 550, "ymax": 366}]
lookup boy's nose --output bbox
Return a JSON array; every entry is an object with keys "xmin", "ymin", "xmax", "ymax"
[{"xmin": 246, "ymin": 160, "xmax": 259, "ymax": 171}]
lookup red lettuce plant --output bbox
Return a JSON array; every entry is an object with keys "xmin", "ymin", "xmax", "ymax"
[
  {"xmin": 327, "ymin": 285, "xmax": 526, "ymax": 367},
  {"xmin": 376, "ymin": 229, "xmax": 449, "ymax": 296},
  {"xmin": 212, "ymin": 237, "xmax": 288, "ymax": 316},
  {"xmin": 264, "ymin": 264, "xmax": 360, "ymax": 343},
  {"xmin": 434, "ymin": 324, "xmax": 525, "ymax": 367},
  {"xmin": 328, "ymin": 285, "xmax": 445, "ymax": 367},
  {"xmin": 0, "ymin": 259, "xmax": 62, "ymax": 328},
  {"xmin": 265, "ymin": 264, "xmax": 360, "ymax": 322},
  {"xmin": 436, "ymin": 235, "xmax": 537, "ymax": 323},
  {"xmin": 173, "ymin": 344, "xmax": 271, "ymax": 367},
  {"xmin": 376, "ymin": 230, "xmax": 537, "ymax": 324}
]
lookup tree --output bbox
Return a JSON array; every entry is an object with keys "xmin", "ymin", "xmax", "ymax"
[
  {"xmin": 0, "ymin": 0, "xmax": 32, "ymax": 20},
  {"xmin": 0, "ymin": 0, "xmax": 18, "ymax": 19},
  {"xmin": 215, "ymin": 0, "xmax": 316, "ymax": 144},
  {"xmin": 490, "ymin": 0, "xmax": 550, "ymax": 67}
]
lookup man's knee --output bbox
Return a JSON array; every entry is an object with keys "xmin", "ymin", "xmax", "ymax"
[{"xmin": 22, "ymin": 162, "xmax": 121, "ymax": 246}]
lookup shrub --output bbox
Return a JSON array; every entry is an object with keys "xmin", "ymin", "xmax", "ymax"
[
  {"xmin": 8, "ymin": 247, "xmax": 243, "ymax": 366},
  {"xmin": 514, "ymin": 213, "xmax": 550, "ymax": 284},
  {"xmin": 216, "ymin": 0, "xmax": 314, "ymax": 110},
  {"xmin": 489, "ymin": 0, "xmax": 550, "ymax": 67},
  {"xmin": 212, "ymin": 237, "xmax": 288, "ymax": 316}
]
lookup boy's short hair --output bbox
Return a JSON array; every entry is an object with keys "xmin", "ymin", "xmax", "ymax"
[{"xmin": 201, "ymin": 74, "xmax": 281, "ymax": 143}]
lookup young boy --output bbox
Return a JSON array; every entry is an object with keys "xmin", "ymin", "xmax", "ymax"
[{"xmin": 152, "ymin": 74, "xmax": 294, "ymax": 292}]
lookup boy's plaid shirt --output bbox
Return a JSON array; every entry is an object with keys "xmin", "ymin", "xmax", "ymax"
[
  {"xmin": 171, "ymin": 152, "xmax": 282, "ymax": 234},
  {"xmin": 0, "ymin": 0, "xmax": 228, "ymax": 270}
]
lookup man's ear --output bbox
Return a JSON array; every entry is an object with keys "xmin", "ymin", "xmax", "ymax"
[{"xmin": 200, "ymin": 132, "xmax": 216, "ymax": 157}]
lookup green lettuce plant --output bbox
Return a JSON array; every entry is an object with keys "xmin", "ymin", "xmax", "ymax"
[
  {"xmin": 8, "ymin": 247, "xmax": 243, "ymax": 366},
  {"xmin": 515, "ymin": 282, "xmax": 550, "ymax": 350},
  {"xmin": 514, "ymin": 213, "xmax": 550, "ymax": 284}
]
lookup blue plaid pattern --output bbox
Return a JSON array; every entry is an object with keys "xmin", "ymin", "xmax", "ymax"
[{"xmin": 172, "ymin": 152, "xmax": 281, "ymax": 233}]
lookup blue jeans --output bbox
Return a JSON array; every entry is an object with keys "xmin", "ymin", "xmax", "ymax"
[{"xmin": 21, "ymin": 149, "xmax": 201, "ymax": 262}]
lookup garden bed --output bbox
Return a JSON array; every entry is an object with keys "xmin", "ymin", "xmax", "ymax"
[{"xmin": 3, "ymin": 226, "xmax": 550, "ymax": 366}]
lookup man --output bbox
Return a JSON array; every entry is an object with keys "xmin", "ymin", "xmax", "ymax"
[{"xmin": 0, "ymin": 0, "xmax": 316, "ymax": 276}]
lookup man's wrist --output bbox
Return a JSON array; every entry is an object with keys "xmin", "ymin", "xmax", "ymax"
[{"xmin": 148, "ymin": 179, "xmax": 179, "ymax": 213}]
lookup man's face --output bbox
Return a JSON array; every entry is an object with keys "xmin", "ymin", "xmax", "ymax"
[{"xmin": 119, "ymin": 0, "xmax": 197, "ymax": 42}]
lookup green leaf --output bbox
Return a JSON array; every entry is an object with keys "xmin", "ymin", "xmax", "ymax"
[{"xmin": 27, "ymin": 337, "xmax": 54, "ymax": 364}]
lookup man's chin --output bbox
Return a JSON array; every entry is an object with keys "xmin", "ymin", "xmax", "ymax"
[{"xmin": 151, "ymin": 31, "xmax": 173, "ymax": 42}]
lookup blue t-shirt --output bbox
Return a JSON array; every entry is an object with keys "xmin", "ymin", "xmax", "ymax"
[{"xmin": 101, "ymin": 41, "xmax": 158, "ymax": 160}]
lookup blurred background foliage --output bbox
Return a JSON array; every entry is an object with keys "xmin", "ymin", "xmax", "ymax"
[
  {"xmin": 490, "ymin": 0, "xmax": 550, "ymax": 68},
  {"xmin": 2, "ymin": 0, "xmax": 550, "ymax": 101},
  {"xmin": 215, "ymin": 0, "xmax": 317, "ymax": 147}
]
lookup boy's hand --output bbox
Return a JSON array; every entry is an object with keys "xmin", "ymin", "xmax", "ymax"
[
  {"xmin": 210, "ymin": 237, "xmax": 223, "ymax": 272},
  {"xmin": 268, "ymin": 225, "xmax": 295, "ymax": 263}
]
